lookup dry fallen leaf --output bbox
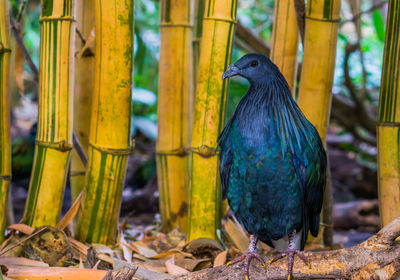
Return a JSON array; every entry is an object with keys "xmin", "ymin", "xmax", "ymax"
[
  {"xmin": 224, "ymin": 218, "xmax": 249, "ymax": 254},
  {"xmin": 119, "ymin": 232, "xmax": 133, "ymax": 263},
  {"xmin": 0, "ymin": 257, "xmax": 49, "ymax": 267},
  {"xmin": 165, "ymin": 257, "xmax": 189, "ymax": 276},
  {"xmin": 134, "ymin": 243, "xmax": 158, "ymax": 258},
  {"xmin": 213, "ymin": 249, "xmax": 228, "ymax": 267}
]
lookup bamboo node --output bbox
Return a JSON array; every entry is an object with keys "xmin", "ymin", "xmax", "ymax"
[
  {"xmin": 39, "ymin": 16, "xmax": 76, "ymax": 23},
  {"xmin": 0, "ymin": 43, "xmax": 11, "ymax": 54},
  {"xmin": 305, "ymin": 16, "xmax": 340, "ymax": 23},
  {"xmin": 377, "ymin": 121, "xmax": 400, "ymax": 127},
  {"xmin": 203, "ymin": 17, "xmax": 237, "ymax": 25},
  {"xmin": 89, "ymin": 143, "xmax": 134, "ymax": 156},
  {"xmin": 0, "ymin": 175, "xmax": 12, "ymax": 181},
  {"xmin": 70, "ymin": 171, "xmax": 86, "ymax": 177},
  {"xmin": 190, "ymin": 145, "xmax": 217, "ymax": 158},
  {"xmin": 156, "ymin": 147, "xmax": 188, "ymax": 157},
  {"xmin": 159, "ymin": 23, "xmax": 193, "ymax": 28},
  {"xmin": 35, "ymin": 140, "xmax": 73, "ymax": 152}
]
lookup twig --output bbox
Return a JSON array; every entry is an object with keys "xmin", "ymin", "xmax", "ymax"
[
  {"xmin": 72, "ymin": 133, "xmax": 88, "ymax": 168},
  {"xmin": 16, "ymin": 0, "xmax": 27, "ymax": 23},
  {"xmin": 343, "ymin": 42, "xmax": 376, "ymax": 133},
  {"xmin": 76, "ymin": 28, "xmax": 87, "ymax": 46},
  {"xmin": 9, "ymin": 14, "xmax": 39, "ymax": 84},
  {"xmin": 341, "ymin": 0, "xmax": 388, "ymax": 24}
]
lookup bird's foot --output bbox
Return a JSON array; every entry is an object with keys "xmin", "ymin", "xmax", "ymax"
[
  {"xmin": 268, "ymin": 249, "xmax": 311, "ymax": 280},
  {"xmin": 226, "ymin": 251, "xmax": 266, "ymax": 280}
]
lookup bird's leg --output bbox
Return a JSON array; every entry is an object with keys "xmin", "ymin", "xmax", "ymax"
[
  {"xmin": 268, "ymin": 230, "xmax": 311, "ymax": 280},
  {"xmin": 226, "ymin": 235, "xmax": 266, "ymax": 280}
]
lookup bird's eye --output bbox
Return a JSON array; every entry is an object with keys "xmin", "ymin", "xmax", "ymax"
[{"xmin": 250, "ymin": 60, "xmax": 258, "ymax": 67}]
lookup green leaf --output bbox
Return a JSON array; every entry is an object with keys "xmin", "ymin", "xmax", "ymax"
[{"xmin": 372, "ymin": 10, "xmax": 386, "ymax": 42}]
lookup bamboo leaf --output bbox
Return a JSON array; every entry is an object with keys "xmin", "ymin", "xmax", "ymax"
[{"xmin": 56, "ymin": 191, "xmax": 83, "ymax": 230}]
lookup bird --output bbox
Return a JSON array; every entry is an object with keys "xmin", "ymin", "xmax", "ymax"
[{"xmin": 218, "ymin": 53, "xmax": 326, "ymax": 279}]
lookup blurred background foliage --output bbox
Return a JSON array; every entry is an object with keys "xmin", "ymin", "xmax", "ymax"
[{"xmin": 8, "ymin": 0, "xmax": 386, "ymax": 237}]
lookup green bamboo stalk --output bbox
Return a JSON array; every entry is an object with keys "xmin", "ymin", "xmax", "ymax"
[
  {"xmin": 75, "ymin": 0, "xmax": 134, "ymax": 245},
  {"xmin": 188, "ymin": 0, "xmax": 238, "ymax": 241},
  {"xmin": 23, "ymin": 0, "xmax": 76, "ymax": 227},
  {"xmin": 0, "ymin": 0, "xmax": 11, "ymax": 243},
  {"xmin": 377, "ymin": 0, "xmax": 400, "ymax": 227}
]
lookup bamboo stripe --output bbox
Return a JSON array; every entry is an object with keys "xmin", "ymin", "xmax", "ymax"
[
  {"xmin": 379, "ymin": 0, "xmax": 400, "ymax": 123},
  {"xmin": 377, "ymin": 0, "xmax": 400, "ymax": 227},
  {"xmin": 76, "ymin": 0, "xmax": 133, "ymax": 244},
  {"xmin": 0, "ymin": 0, "xmax": 11, "ymax": 244},
  {"xmin": 23, "ymin": 0, "xmax": 75, "ymax": 227},
  {"xmin": 188, "ymin": 0, "xmax": 237, "ymax": 241}
]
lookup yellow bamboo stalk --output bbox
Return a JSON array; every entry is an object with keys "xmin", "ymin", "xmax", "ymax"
[
  {"xmin": 188, "ymin": 0, "xmax": 237, "ymax": 241},
  {"xmin": 0, "ymin": 0, "xmax": 11, "ymax": 243},
  {"xmin": 70, "ymin": 0, "xmax": 95, "ymax": 202},
  {"xmin": 23, "ymin": 0, "xmax": 75, "ymax": 227},
  {"xmin": 156, "ymin": 0, "xmax": 193, "ymax": 233},
  {"xmin": 377, "ymin": 0, "xmax": 400, "ymax": 227},
  {"xmin": 297, "ymin": 0, "xmax": 341, "ymax": 142},
  {"xmin": 75, "ymin": 0, "xmax": 133, "ymax": 245},
  {"xmin": 270, "ymin": 0, "xmax": 299, "ymax": 93}
]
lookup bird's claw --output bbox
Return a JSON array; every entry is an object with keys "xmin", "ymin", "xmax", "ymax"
[
  {"xmin": 268, "ymin": 249, "xmax": 311, "ymax": 280},
  {"xmin": 226, "ymin": 251, "xmax": 266, "ymax": 280}
]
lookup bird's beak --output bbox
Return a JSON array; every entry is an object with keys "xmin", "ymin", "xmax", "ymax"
[{"xmin": 222, "ymin": 65, "xmax": 240, "ymax": 79}]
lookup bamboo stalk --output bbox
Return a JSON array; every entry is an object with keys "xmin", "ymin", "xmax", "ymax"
[
  {"xmin": 0, "ymin": 0, "xmax": 11, "ymax": 244},
  {"xmin": 377, "ymin": 0, "xmax": 400, "ymax": 227},
  {"xmin": 23, "ymin": 0, "xmax": 76, "ymax": 227},
  {"xmin": 70, "ymin": 0, "xmax": 95, "ymax": 203},
  {"xmin": 296, "ymin": 0, "xmax": 341, "ymax": 141},
  {"xmin": 75, "ymin": 0, "xmax": 133, "ymax": 244},
  {"xmin": 156, "ymin": 0, "xmax": 193, "ymax": 233},
  {"xmin": 187, "ymin": 0, "xmax": 237, "ymax": 241},
  {"xmin": 270, "ymin": 0, "xmax": 299, "ymax": 93}
]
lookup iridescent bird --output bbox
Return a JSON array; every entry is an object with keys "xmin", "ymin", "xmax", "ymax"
[{"xmin": 218, "ymin": 54, "xmax": 326, "ymax": 279}]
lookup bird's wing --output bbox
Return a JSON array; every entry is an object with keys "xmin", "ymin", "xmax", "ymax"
[
  {"xmin": 219, "ymin": 143, "xmax": 233, "ymax": 200},
  {"xmin": 292, "ymin": 132, "xmax": 326, "ymax": 238}
]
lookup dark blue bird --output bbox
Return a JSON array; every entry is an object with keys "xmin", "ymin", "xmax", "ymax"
[{"xmin": 218, "ymin": 54, "xmax": 326, "ymax": 279}]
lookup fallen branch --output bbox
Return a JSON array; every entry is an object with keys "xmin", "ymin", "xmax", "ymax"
[{"xmin": 174, "ymin": 216, "xmax": 400, "ymax": 279}]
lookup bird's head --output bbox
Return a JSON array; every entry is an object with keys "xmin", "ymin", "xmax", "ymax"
[{"xmin": 222, "ymin": 53, "xmax": 279, "ymax": 84}]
